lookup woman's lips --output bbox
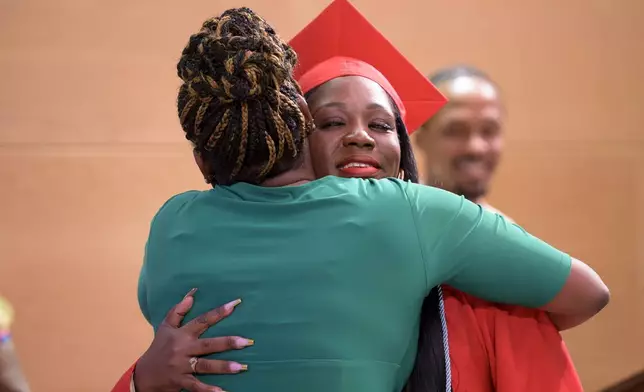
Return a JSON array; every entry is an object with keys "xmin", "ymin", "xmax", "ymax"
[
  {"xmin": 337, "ymin": 161, "xmax": 380, "ymax": 177},
  {"xmin": 338, "ymin": 163, "xmax": 380, "ymax": 177}
]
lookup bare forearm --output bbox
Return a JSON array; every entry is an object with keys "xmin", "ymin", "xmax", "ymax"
[
  {"xmin": 547, "ymin": 312, "xmax": 597, "ymax": 331},
  {"xmin": 541, "ymin": 257, "xmax": 610, "ymax": 331}
]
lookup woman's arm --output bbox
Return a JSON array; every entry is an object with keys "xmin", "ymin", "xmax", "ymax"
[
  {"xmin": 112, "ymin": 290, "xmax": 253, "ymax": 392},
  {"xmin": 540, "ymin": 257, "xmax": 608, "ymax": 330},
  {"xmin": 403, "ymin": 182, "xmax": 609, "ymax": 328}
]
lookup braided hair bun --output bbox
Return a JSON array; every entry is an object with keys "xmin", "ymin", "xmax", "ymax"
[{"xmin": 177, "ymin": 8, "xmax": 308, "ymax": 185}]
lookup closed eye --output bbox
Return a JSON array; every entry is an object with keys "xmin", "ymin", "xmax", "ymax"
[
  {"xmin": 319, "ymin": 120, "xmax": 346, "ymax": 129},
  {"xmin": 370, "ymin": 122, "xmax": 394, "ymax": 132}
]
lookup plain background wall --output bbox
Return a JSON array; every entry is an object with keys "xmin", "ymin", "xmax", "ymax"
[{"xmin": 1, "ymin": 0, "xmax": 642, "ymax": 390}]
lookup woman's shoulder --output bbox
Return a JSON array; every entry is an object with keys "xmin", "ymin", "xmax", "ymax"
[
  {"xmin": 311, "ymin": 177, "xmax": 413, "ymax": 204},
  {"xmin": 160, "ymin": 190, "xmax": 203, "ymax": 210},
  {"xmin": 152, "ymin": 190, "xmax": 203, "ymax": 219},
  {"xmin": 479, "ymin": 202, "xmax": 515, "ymax": 223}
]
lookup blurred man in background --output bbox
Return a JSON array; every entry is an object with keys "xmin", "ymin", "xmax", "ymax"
[
  {"xmin": 0, "ymin": 296, "xmax": 30, "ymax": 392},
  {"xmin": 414, "ymin": 65, "xmax": 583, "ymax": 390},
  {"xmin": 415, "ymin": 65, "xmax": 507, "ymax": 216}
]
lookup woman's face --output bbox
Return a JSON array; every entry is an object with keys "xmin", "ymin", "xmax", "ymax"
[{"xmin": 306, "ymin": 76, "xmax": 401, "ymax": 179}]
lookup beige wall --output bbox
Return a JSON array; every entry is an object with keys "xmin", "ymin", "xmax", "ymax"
[{"xmin": 0, "ymin": 0, "xmax": 642, "ymax": 391}]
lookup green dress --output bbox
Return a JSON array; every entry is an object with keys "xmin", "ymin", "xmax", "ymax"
[{"xmin": 139, "ymin": 176, "xmax": 571, "ymax": 392}]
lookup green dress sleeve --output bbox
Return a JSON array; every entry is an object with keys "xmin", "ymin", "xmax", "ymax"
[
  {"xmin": 138, "ymin": 241, "xmax": 151, "ymax": 325},
  {"xmin": 403, "ymin": 182, "xmax": 572, "ymax": 308},
  {"xmin": 138, "ymin": 191, "xmax": 200, "ymax": 326}
]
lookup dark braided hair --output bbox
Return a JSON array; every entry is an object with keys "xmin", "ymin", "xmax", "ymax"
[{"xmin": 177, "ymin": 8, "xmax": 309, "ymax": 186}]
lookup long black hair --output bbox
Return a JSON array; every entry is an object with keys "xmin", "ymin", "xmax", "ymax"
[{"xmin": 396, "ymin": 119, "xmax": 451, "ymax": 392}]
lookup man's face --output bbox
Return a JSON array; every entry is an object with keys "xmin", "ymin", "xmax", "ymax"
[{"xmin": 416, "ymin": 76, "xmax": 504, "ymax": 201}]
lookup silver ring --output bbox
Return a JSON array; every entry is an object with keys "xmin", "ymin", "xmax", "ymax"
[{"xmin": 189, "ymin": 357, "xmax": 199, "ymax": 373}]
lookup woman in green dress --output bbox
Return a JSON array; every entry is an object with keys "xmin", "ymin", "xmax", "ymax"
[{"xmin": 137, "ymin": 7, "xmax": 608, "ymax": 392}]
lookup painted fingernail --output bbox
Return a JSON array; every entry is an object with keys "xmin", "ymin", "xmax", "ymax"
[
  {"xmin": 230, "ymin": 362, "xmax": 248, "ymax": 373},
  {"xmin": 235, "ymin": 337, "xmax": 254, "ymax": 348},
  {"xmin": 184, "ymin": 288, "xmax": 198, "ymax": 299},
  {"xmin": 224, "ymin": 298, "xmax": 242, "ymax": 311}
]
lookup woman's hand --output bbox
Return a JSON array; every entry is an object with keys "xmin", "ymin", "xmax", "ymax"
[{"xmin": 134, "ymin": 289, "xmax": 253, "ymax": 392}]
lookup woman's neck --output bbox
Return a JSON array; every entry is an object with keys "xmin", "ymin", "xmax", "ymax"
[
  {"xmin": 260, "ymin": 151, "xmax": 316, "ymax": 187},
  {"xmin": 261, "ymin": 170, "xmax": 315, "ymax": 187}
]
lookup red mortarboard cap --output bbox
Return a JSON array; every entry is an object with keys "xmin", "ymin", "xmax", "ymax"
[{"xmin": 289, "ymin": 0, "xmax": 447, "ymax": 133}]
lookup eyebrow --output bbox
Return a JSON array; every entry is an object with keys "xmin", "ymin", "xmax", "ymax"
[{"xmin": 313, "ymin": 101, "xmax": 393, "ymax": 116}]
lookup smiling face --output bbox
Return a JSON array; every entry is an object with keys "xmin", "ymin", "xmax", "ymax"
[
  {"xmin": 416, "ymin": 76, "xmax": 504, "ymax": 201},
  {"xmin": 306, "ymin": 76, "xmax": 402, "ymax": 180}
]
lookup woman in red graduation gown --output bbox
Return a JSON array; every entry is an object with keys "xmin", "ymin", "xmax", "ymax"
[{"xmin": 113, "ymin": 1, "xmax": 583, "ymax": 391}]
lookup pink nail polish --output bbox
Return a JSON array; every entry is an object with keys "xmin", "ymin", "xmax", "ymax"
[
  {"xmin": 184, "ymin": 288, "xmax": 198, "ymax": 299},
  {"xmin": 224, "ymin": 298, "xmax": 242, "ymax": 311},
  {"xmin": 235, "ymin": 337, "xmax": 254, "ymax": 348},
  {"xmin": 230, "ymin": 362, "xmax": 248, "ymax": 372}
]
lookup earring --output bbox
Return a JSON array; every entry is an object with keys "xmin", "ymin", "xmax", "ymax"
[{"xmin": 397, "ymin": 170, "xmax": 405, "ymax": 180}]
